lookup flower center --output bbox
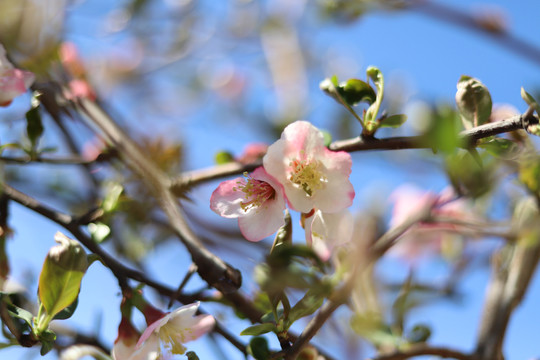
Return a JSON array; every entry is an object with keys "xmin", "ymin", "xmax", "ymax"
[
  {"xmin": 159, "ymin": 324, "xmax": 189, "ymax": 355},
  {"xmin": 289, "ymin": 158, "xmax": 327, "ymax": 196},
  {"xmin": 234, "ymin": 172, "xmax": 276, "ymax": 212}
]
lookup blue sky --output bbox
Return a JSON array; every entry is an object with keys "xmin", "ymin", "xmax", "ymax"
[{"xmin": 2, "ymin": 1, "xmax": 540, "ymax": 359}]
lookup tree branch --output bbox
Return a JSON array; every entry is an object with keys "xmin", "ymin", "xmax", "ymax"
[
  {"xmin": 74, "ymin": 98, "xmax": 242, "ymax": 294},
  {"xmin": 367, "ymin": 344, "xmax": 476, "ymax": 360},
  {"xmin": 170, "ymin": 113, "xmax": 536, "ymax": 192},
  {"xmin": 0, "ymin": 183, "xmax": 251, "ymax": 356}
]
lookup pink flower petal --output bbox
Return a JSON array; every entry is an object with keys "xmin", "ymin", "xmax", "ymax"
[
  {"xmin": 305, "ymin": 210, "xmax": 353, "ymax": 261},
  {"xmin": 263, "ymin": 121, "xmax": 354, "ymax": 213},
  {"xmin": 210, "ymin": 177, "xmax": 247, "ymax": 218},
  {"xmin": 211, "ymin": 167, "xmax": 286, "ymax": 241}
]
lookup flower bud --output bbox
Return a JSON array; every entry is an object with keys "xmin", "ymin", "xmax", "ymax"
[{"xmin": 47, "ymin": 232, "xmax": 88, "ymax": 272}]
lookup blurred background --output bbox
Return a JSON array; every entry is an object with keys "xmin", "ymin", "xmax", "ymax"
[{"xmin": 1, "ymin": 0, "xmax": 540, "ymax": 359}]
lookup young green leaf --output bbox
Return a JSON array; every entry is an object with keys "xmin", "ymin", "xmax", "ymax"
[
  {"xmin": 364, "ymin": 66, "xmax": 385, "ymax": 134},
  {"xmin": 248, "ymin": 337, "xmax": 271, "ymax": 360},
  {"xmin": 521, "ymin": 87, "xmax": 540, "ymax": 111},
  {"xmin": 337, "ymin": 79, "xmax": 376, "ymax": 106},
  {"xmin": 284, "ymin": 289, "xmax": 324, "ymax": 330},
  {"xmin": 38, "ymin": 233, "xmax": 88, "ymax": 321},
  {"xmin": 455, "ymin": 75, "xmax": 492, "ymax": 129},
  {"xmin": 25, "ymin": 94, "xmax": 44, "ymax": 153},
  {"xmin": 214, "ymin": 151, "xmax": 234, "ymax": 165},
  {"xmin": 240, "ymin": 323, "xmax": 277, "ymax": 336},
  {"xmin": 379, "ymin": 114, "xmax": 407, "ymax": 128}
]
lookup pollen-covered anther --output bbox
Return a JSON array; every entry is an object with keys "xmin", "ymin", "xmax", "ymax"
[
  {"xmin": 235, "ymin": 173, "xmax": 276, "ymax": 212},
  {"xmin": 288, "ymin": 158, "xmax": 327, "ymax": 196}
]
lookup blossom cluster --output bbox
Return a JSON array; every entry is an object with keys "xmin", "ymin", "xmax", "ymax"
[
  {"xmin": 211, "ymin": 121, "xmax": 355, "ymax": 260},
  {"xmin": 0, "ymin": 43, "xmax": 34, "ymax": 106},
  {"xmin": 62, "ymin": 302, "xmax": 215, "ymax": 360}
]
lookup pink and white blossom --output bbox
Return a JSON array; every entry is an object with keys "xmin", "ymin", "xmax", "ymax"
[
  {"xmin": 263, "ymin": 121, "xmax": 354, "ymax": 213},
  {"xmin": 304, "ymin": 209, "xmax": 353, "ymax": 261},
  {"xmin": 112, "ymin": 317, "xmax": 158, "ymax": 360},
  {"xmin": 210, "ymin": 166, "xmax": 286, "ymax": 241},
  {"xmin": 136, "ymin": 302, "xmax": 215, "ymax": 357},
  {"xmin": 0, "ymin": 44, "xmax": 34, "ymax": 106},
  {"xmin": 236, "ymin": 142, "xmax": 268, "ymax": 164},
  {"xmin": 388, "ymin": 185, "xmax": 472, "ymax": 261}
]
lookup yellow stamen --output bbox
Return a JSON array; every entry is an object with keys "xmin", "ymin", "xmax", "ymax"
[
  {"xmin": 234, "ymin": 172, "xmax": 276, "ymax": 212},
  {"xmin": 288, "ymin": 158, "xmax": 327, "ymax": 196}
]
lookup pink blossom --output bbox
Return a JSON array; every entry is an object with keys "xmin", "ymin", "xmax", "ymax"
[
  {"xmin": 59, "ymin": 42, "xmax": 86, "ymax": 78},
  {"xmin": 263, "ymin": 121, "xmax": 354, "ymax": 213},
  {"xmin": 64, "ymin": 78, "xmax": 97, "ymax": 101},
  {"xmin": 0, "ymin": 44, "xmax": 34, "ymax": 106},
  {"xmin": 136, "ymin": 302, "xmax": 215, "ymax": 357},
  {"xmin": 112, "ymin": 317, "xmax": 158, "ymax": 360},
  {"xmin": 210, "ymin": 166, "xmax": 286, "ymax": 241},
  {"xmin": 388, "ymin": 185, "xmax": 471, "ymax": 261},
  {"xmin": 304, "ymin": 209, "xmax": 353, "ymax": 261},
  {"xmin": 236, "ymin": 142, "xmax": 268, "ymax": 164}
]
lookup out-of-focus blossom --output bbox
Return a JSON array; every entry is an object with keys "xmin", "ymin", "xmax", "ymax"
[
  {"xmin": 60, "ymin": 344, "xmax": 111, "ymax": 360},
  {"xmin": 263, "ymin": 121, "xmax": 354, "ymax": 213},
  {"xmin": 64, "ymin": 78, "xmax": 97, "ymax": 101},
  {"xmin": 211, "ymin": 166, "xmax": 286, "ymax": 241},
  {"xmin": 59, "ymin": 42, "xmax": 97, "ymax": 101},
  {"xmin": 388, "ymin": 185, "xmax": 472, "ymax": 261},
  {"xmin": 236, "ymin": 142, "xmax": 268, "ymax": 164},
  {"xmin": 0, "ymin": 44, "xmax": 34, "ymax": 106},
  {"xmin": 112, "ymin": 316, "xmax": 158, "ymax": 360},
  {"xmin": 489, "ymin": 104, "xmax": 519, "ymax": 122},
  {"xmin": 59, "ymin": 42, "xmax": 85, "ymax": 78},
  {"xmin": 304, "ymin": 209, "xmax": 353, "ymax": 261},
  {"xmin": 137, "ymin": 302, "xmax": 215, "ymax": 357},
  {"xmin": 0, "ymin": 0, "xmax": 65, "ymax": 61}
]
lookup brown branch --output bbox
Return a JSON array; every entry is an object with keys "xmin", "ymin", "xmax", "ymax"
[
  {"xmin": 170, "ymin": 113, "xmax": 536, "ymax": 191},
  {"xmin": 0, "ymin": 183, "xmax": 250, "ymax": 356},
  {"xmin": 74, "ymin": 98, "xmax": 242, "ymax": 295},
  {"xmin": 474, "ymin": 210, "xmax": 540, "ymax": 359},
  {"xmin": 0, "ymin": 155, "xmax": 95, "ymax": 165},
  {"xmin": 367, "ymin": 344, "xmax": 476, "ymax": 360}
]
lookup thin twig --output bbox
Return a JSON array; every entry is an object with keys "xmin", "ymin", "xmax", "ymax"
[
  {"xmin": 74, "ymin": 97, "xmax": 242, "ymax": 294},
  {"xmin": 170, "ymin": 113, "xmax": 535, "ymax": 191},
  {"xmin": 0, "ymin": 183, "xmax": 251, "ymax": 356},
  {"xmin": 367, "ymin": 344, "xmax": 476, "ymax": 360}
]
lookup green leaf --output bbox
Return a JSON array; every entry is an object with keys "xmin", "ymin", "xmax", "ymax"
[
  {"xmin": 25, "ymin": 93, "xmax": 44, "ymax": 152},
  {"xmin": 102, "ymin": 183, "xmax": 124, "ymax": 213},
  {"xmin": 364, "ymin": 66, "xmax": 385, "ymax": 134},
  {"xmin": 186, "ymin": 351, "xmax": 200, "ymax": 360},
  {"xmin": 319, "ymin": 76, "xmax": 365, "ymax": 126},
  {"xmin": 88, "ymin": 222, "xmax": 111, "ymax": 243},
  {"xmin": 521, "ymin": 87, "xmax": 540, "ymax": 111},
  {"xmin": 322, "ymin": 130, "xmax": 332, "ymax": 147},
  {"xmin": 40, "ymin": 338, "xmax": 55, "ymax": 356},
  {"xmin": 337, "ymin": 79, "xmax": 376, "ymax": 106},
  {"xmin": 422, "ymin": 105, "xmax": 462, "ymax": 153},
  {"xmin": 38, "ymin": 233, "xmax": 87, "ymax": 319},
  {"xmin": 215, "ymin": 151, "xmax": 234, "ymax": 165},
  {"xmin": 455, "ymin": 75, "xmax": 492, "ymax": 129},
  {"xmin": 406, "ymin": 324, "xmax": 432, "ymax": 343},
  {"xmin": 248, "ymin": 337, "xmax": 271, "ymax": 360},
  {"xmin": 240, "ymin": 323, "xmax": 277, "ymax": 336},
  {"xmin": 478, "ymin": 138, "xmax": 518, "ymax": 158},
  {"xmin": 445, "ymin": 150, "xmax": 494, "ymax": 198},
  {"xmin": 285, "ymin": 289, "xmax": 324, "ymax": 329},
  {"xmin": 53, "ymin": 297, "xmax": 78, "ymax": 320},
  {"xmin": 0, "ymin": 293, "xmax": 34, "ymax": 327},
  {"xmin": 38, "ymin": 261, "xmax": 84, "ymax": 319},
  {"xmin": 379, "ymin": 114, "xmax": 407, "ymax": 128}
]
